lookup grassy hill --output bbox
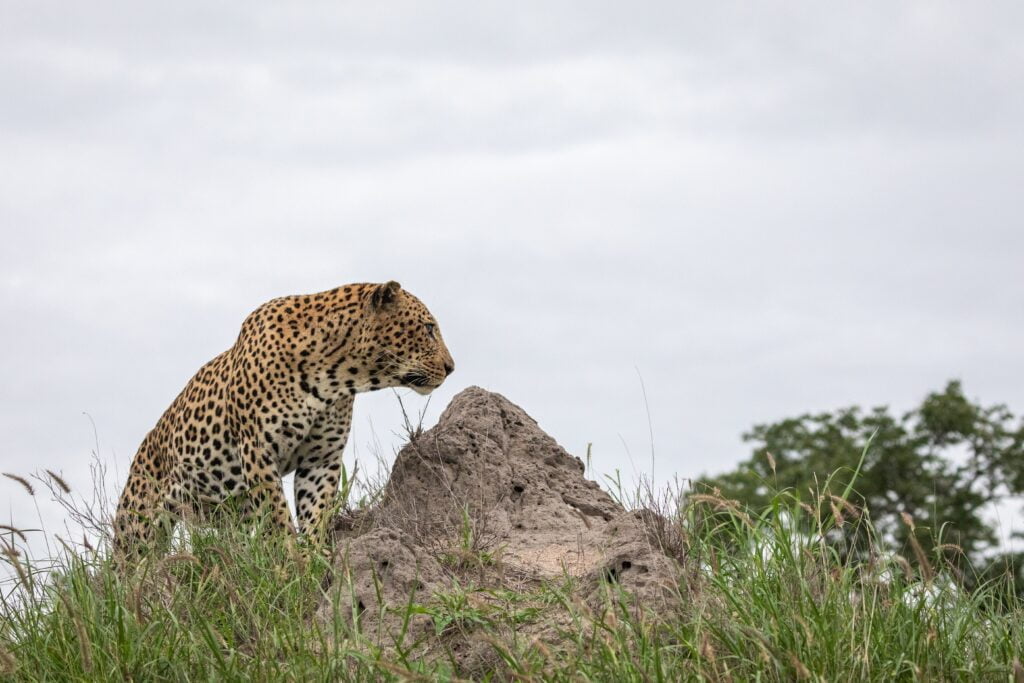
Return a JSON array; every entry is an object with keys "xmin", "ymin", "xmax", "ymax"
[{"xmin": 2, "ymin": 469, "xmax": 1021, "ymax": 681}]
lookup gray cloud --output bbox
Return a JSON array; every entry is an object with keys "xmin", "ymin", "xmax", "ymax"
[{"xmin": 2, "ymin": 1, "xmax": 1023, "ymax": 555}]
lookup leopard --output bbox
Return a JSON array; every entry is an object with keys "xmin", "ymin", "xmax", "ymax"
[{"xmin": 112, "ymin": 280, "xmax": 454, "ymax": 561}]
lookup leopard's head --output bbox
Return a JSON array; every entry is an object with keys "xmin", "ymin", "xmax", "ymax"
[{"xmin": 367, "ymin": 281, "xmax": 454, "ymax": 395}]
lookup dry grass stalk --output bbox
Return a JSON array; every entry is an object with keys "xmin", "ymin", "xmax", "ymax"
[
  {"xmin": 45, "ymin": 469, "xmax": 72, "ymax": 495},
  {"xmin": 2, "ymin": 543, "xmax": 30, "ymax": 588},
  {"xmin": 2, "ymin": 473, "xmax": 34, "ymax": 496},
  {"xmin": 0, "ymin": 524, "xmax": 28, "ymax": 543},
  {"xmin": 687, "ymin": 494, "xmax": 753, "ymax": 528},
  {"xmin": 57, "ymin": 590, "xmax": 94, "ymax": 673}
]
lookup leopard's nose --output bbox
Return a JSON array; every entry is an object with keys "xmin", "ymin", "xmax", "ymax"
[{"xmin": 444, "ymin": 361, "xmax": 455, "ymax": 376}]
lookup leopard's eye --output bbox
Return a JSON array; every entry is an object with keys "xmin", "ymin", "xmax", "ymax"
[{"xmin": 424, "ymin": 323, "xmax": 436, "ymax": 338}]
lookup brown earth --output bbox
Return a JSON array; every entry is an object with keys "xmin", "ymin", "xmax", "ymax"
[{"xmin": 319, "ymin": 386, "xmax": 682, "ymax": 673}]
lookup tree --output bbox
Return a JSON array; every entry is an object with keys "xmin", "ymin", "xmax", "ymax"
[{"xmin": 697, "ymin": 381, "xmax": 1024, "ymax": 590}]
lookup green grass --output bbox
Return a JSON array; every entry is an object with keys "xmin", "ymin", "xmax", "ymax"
[{"xmin": 2, "ymin": 473, "xmax": 1022, "ymax": 681}]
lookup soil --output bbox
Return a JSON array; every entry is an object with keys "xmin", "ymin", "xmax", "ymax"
[{"xmin": 318, "ymin": 386, "xmax": 681, "ymax": 674}]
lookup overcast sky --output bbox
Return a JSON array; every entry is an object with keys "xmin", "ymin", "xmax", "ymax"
[{"xmin": 2, "ymin": 2, "xmax": 1023, "ymax": 555}]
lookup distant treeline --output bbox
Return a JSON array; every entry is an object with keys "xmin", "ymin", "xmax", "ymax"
[{"xmin": 697, "ymin": 380, "xmax": 1024, "ymax": 596}]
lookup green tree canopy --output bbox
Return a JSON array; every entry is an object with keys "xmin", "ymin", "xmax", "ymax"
[{"xmin": 697, "ymin": 381, "xmax": 1024, "ymax": 587}]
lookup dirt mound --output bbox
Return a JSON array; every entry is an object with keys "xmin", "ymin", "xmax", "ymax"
[{"xmin": 319, "ymin": 387, "xmax": 681, "ymax": 668}]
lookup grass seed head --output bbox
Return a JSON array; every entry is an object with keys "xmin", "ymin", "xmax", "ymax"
[
  {"xmin": 2, "ymin": 473, "xmax": 34, "ymax": 496},
  {"xmin": 45, "ymin": 469, "xmax": 72, "ymax": 494}
]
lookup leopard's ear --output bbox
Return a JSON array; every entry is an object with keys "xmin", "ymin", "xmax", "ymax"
[{"xmin": 370, "ymin": 280, "xmax": 402, "ymax": 309}]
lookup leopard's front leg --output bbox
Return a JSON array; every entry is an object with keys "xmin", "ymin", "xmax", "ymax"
[
  {"xmin": 294, "ymin": 397, "xmax": 353, "ymax": 545},
  {"xmin": 237, "ymin": 427, "xmax": 296, "ymax": 535}
]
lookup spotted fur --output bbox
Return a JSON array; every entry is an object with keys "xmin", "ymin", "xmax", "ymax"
[{"xmin": 113, "ymin": 281, "xmax": 454, "ymax": 560}]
